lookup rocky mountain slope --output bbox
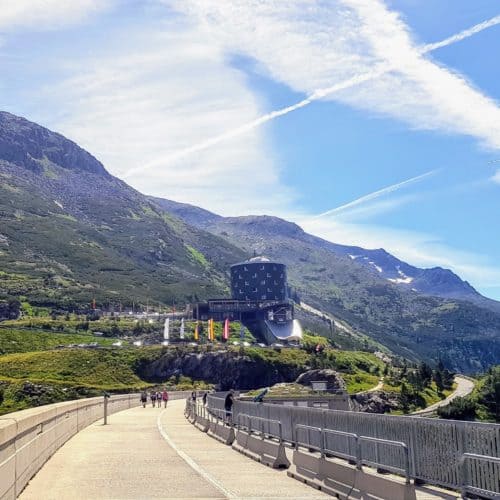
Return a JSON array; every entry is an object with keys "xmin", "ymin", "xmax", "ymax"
[
  {"xmin": 2, "ymin": 110, "xmax": 499, "ymax": 372},
  {"xmin": 0, "ymin": 111, "xmax": 245, "ymax": 309},
  {"xmin": 154, "ymin": 198, "xmax": 497, "ymax": 311},
  {"xmin": 153, "ymin": 200, "xmax": 500, "ymax": 372}
]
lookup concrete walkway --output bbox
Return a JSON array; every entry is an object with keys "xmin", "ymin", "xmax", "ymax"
[{"xmin": 20, "ymin": 400, "xmax": 328, "ymax": 499}]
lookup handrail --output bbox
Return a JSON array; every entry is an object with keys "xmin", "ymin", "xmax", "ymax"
[
  {"xmin": 359, "ymin": 436, "xmax": 410, "ymax": 484},
  {"xmin": 295, "ymin": 424, "xmax": 322, "ymax": 452},
  {"xmin": 323, "ymin": 428, "xmax": 360, "ymax": 465},
  {"xmin": 294, "ymin": 424, "xmax": 410, "ymax": 484},
  {"xmin": 208, "ymin": 407, "xmax": 232, "ymax": 422},
  {"xmin": 236, "ymin": 413, "xmax": 283, "ymax": 442},
  {"xmin": 460, "ymin": 453, "xmax": 500, "ymax": 499}
]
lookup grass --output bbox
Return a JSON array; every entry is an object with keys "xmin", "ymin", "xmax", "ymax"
[
  {"xmin": 185, "ymin": 244, "xmax": 209, "ymax": 269},
  {"xmin": 342, "ymin": 373, "xmax": 379, "ymax": 394},
  {"xmin": 0, "ymin": 328, "xmax": 115, "ymax": 354},
  {"xmin": 0, "ymin": 348, "xmax": 154, "ymax": 388}
]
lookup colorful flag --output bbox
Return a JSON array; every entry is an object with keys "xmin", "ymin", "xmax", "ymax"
[
  {"xmin": 223, "ymin": 318, "xmax": 230, "ymax": 341},
  {"xmin": 194, "ymin": 321, "xmax": 199, "ymax": 341},
  {"xmin": 209, "ymin": 318, "xmax": 215, "ymax": 341},
  {"xmin": 180, "ymin": 318, "xmax": 185, "ymax": 340}
]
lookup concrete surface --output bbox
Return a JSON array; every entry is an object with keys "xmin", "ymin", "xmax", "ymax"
[{"xmin": 20, "ymin": 399, "xmax": 328, "ymax": 499}]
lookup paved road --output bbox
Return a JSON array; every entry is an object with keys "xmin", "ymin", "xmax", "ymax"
[
  {"xmin": 20, "ymin": 399, "xmax": 328, "ymax": 499},
  {"xmin": 412, "ymin": 375, "xmax": 475, "ymax": 415}
]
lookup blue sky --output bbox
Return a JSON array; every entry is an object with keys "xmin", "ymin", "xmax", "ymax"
[{"xmin": 1, "ymin": 1, "xmax": 499, "ymax": 299}]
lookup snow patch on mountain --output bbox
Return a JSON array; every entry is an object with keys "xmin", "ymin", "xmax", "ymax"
[{"xmin": 388, "ymin": 267, "xmax": 414, "ymax": 284}]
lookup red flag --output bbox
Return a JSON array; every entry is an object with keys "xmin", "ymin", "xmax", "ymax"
[{"xmin": 223, "ymin": 318, "xmax": 230, "ymax": 341}]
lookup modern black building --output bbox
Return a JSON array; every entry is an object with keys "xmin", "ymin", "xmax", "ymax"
[
  {"xmin": 193, "ymin": 256, "xmax": 302, "ymax": 343},
  {"xmin": 230, "ymin": 257, "xmax": 287, "ymax": 302}
]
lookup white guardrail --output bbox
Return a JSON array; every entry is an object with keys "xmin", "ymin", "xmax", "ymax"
[
  {"xmin": 203, "ymin": 394, "xmax": 500, "ymax": 498},
  {"xmin": 0, "ymin": 391, "xmax": 192, "ymax": 500}
]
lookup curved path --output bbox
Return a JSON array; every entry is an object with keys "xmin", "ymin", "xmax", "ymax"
[
  {"xmin": 20, "ymin": 399, "xmax": 328, "ymax": 499},
  {"xmin": 412, "ymin": 375, "xmax": 475, "ymax": 415}
]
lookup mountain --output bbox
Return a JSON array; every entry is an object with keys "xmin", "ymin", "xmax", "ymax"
[
  {"xmin": 2, "ymin": 110, "xmax": 499, "ymax": 372},
  {"xmin": 153, "ymin": 200, "xmax": 500, "ymax": 372},
  {"xmin": 155, "ymin": 198, "xmax": 496, "ymax": 310},
  {"xmin": 0, "ymin": 111, "xmax": 245, "ymax": 309}
]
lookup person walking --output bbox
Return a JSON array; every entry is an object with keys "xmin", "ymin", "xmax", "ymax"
[
  {"xmin": 162, "ymin": 389, "xmax": 169, "ymax": 408},
  {"xmin": 140, "ymin": 390, "xmax": 147, "ymax": 408},
  {"xmin": 150, "ymin": 391, "xmax": 157, "ymax": 408},
  {"xmin": 156, "ymin": 391, "xmax": 162, "ymax": 408},
  {"xmin": 224, "ymin": 390, "xmax": 234, "ymax": 424},
  {"xmin": 191, "ymin": 391, "xmax": 197, "ymax": 402},
  {"xmin": 202, "ymin": 391, "xmax": 207, "ymax": 406}
]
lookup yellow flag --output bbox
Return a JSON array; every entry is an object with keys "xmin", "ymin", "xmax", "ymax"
[
  {"xmin": 209, "ymin": 318, "xmax": 215, "ymax": 341},
  {"xmin": 194, "ymin": 321, "xmax": 199, "ymax": 341}
]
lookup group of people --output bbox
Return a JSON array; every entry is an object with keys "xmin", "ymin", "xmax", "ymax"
[
  {"xmin": 140, "ymin": 389, "xmax": 169, "ymax": 408},
  {"xmin": 191, "ymin": 391, "xmax": 208, "ymax": 406}
]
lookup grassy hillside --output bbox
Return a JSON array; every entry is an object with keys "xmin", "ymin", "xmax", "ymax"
[
  {"xmin": 0, "ymin": 325, "xmax": 389, "ymax": 415},
  {"xmin": 0, "ymin": 111, "xmax": 246, "ymax": 311},
  {"xmin": 0, "ymin": 327, "xmax": 115, "ymax": 354}
]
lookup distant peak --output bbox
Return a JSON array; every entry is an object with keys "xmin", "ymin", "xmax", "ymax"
[{"xmin": 0, "ymin": 111, "xmax": 109, "ymax": 177}]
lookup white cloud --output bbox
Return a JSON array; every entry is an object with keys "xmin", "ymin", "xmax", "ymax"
[
  {"xmin": 492, "ymin": 169, "xmax": 500, "ymax": 184},
  {"xmin": 41, "ymin": 22, "xmax": 296, "ymax": 215},
  {"xmin": 0, "ymin": 0, "xmax": 112, "ymax": 31},
  {"xmin": 170, "ymin": 0, "xmax": 500, "ymax": 151}
]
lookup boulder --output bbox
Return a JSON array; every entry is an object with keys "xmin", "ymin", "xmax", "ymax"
[
  {"xmin": 295, "ymin": 369, "xmax": 346, "ymax": 392},
  {"xmin": 350, "ymin": 391, "xmax": 399, "ymax": 413}
]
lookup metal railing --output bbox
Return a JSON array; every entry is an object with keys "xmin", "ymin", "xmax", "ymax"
[
  {"xmin": 295, "ymin": 424, "xmax": 410, "ymax": 484},
  {"xmin": 236, "ymin": 413, "xmax": 283, "ymax": 443},
  {"xmin": 460, "ymin": 453, "xmax": 500, "ymax": 499},
  {"xmin": 206, "ymin": 395, "xmax": 500, "ymax": 496}
]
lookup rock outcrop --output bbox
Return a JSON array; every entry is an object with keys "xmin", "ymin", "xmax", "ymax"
[
  {"xmin": 295, "ymin": 369, "xmax": 346, "ymax": 392},
  {"xmin": 139, "ymin": 350, "xmax": 305, "ymax": 391},
  {"xmin": 350, "ymin": 391, "xmax": 400, "ymax": 413}
]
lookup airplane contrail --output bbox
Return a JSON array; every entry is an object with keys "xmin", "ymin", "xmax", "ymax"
[
  {"xmin": 314, "ymin": 170, "xmax": 438, "ymax": 218},
  {"xmin": 421, "ymin": 15, "xmax": 500, "ymax": 52},
  {"xmin": 122, "ymin": 14, "xmax": 500, "ymax": 179}
]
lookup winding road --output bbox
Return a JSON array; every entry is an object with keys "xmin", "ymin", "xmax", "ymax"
[{"xmin": 412, "ymin": 375, "xmax": 475, "ymax": 416}]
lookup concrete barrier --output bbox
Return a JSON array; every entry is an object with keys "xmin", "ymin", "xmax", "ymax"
[
  {"xmin": 193, "ymin": 405, "xmax": 210, "ymax": 433},
  {"xmin": 231, "ymin": 426, "xmax": 290, "ymax": 469},
  {"xmin": 288, "ymin": 449, "xmax": 419, "ymax": 499},
  {"xmin": 207, "ymin": 418, "xmax": 235, "ymax": 445},
  {"xmin": 0, "ymin": 392, "xmax": 193, "ymax": 500}
]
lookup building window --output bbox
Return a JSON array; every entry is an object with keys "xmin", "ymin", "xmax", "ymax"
[
  {"xmin": 253, "ymin": 287, "xmax": 258, "ymax": 293},
  {"xmin": 261, "ymin": 265, "xmax": 265, "ymax": 270},
  {"xmin": 266, "ymin": 273, "xmax": 271, "ymax": 278},
  {"xmin": 244, "ymin": 281, "xmax": 249, "ymax": 286},
  {"xmin": 261, "ymin": 280, "xmax": 266, "ymax": 285},
  {"xmin": 244, "ymin": 266, "xmax": 248, "ymax": 271},
  {"xmin": 280, "ymin": 274, "xmax": 283, "ymax": 278},
  {"xmin": 261, "ymin": 295, "xmax": 267, "ymax": 300},
  {"xmin": 252, "ymin": 273, "xmax": 257, "ymax": 278}
]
